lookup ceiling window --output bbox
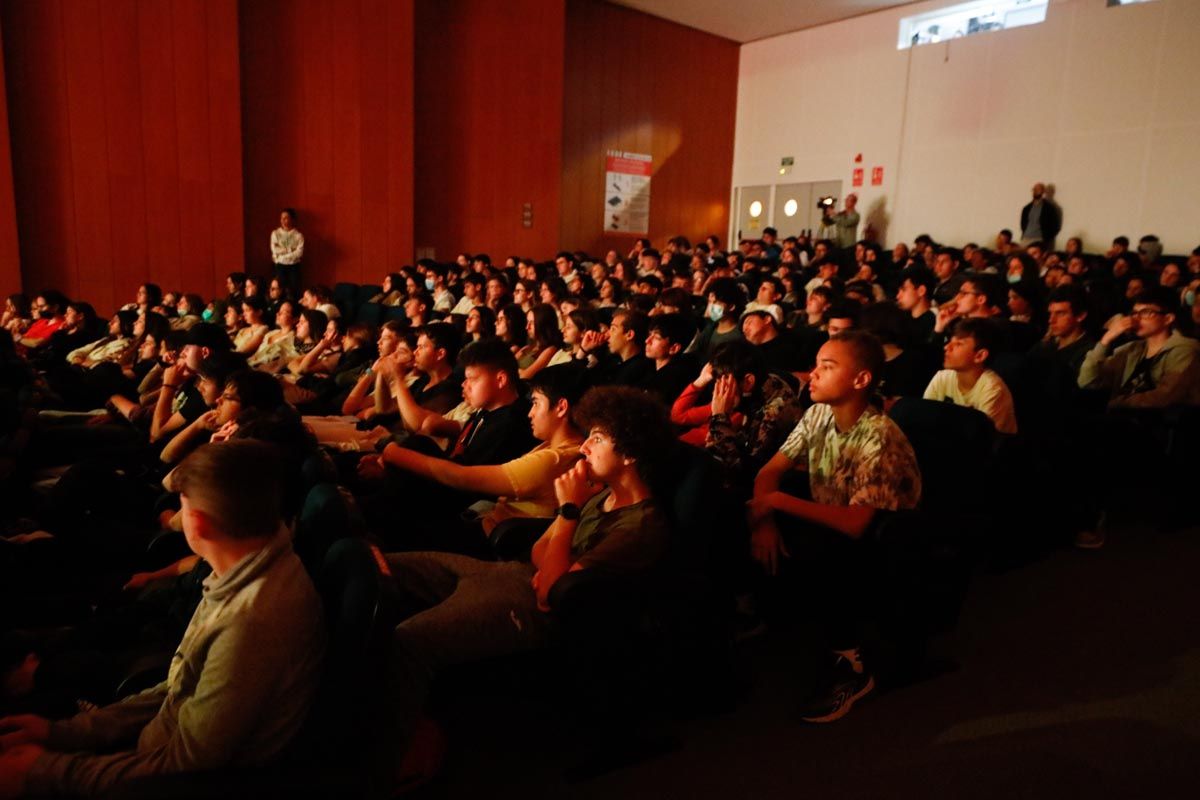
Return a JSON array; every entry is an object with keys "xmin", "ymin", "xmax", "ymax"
[{"xmin": 897, "ymin": 0, "xmax": 1049, "ymax": 49}]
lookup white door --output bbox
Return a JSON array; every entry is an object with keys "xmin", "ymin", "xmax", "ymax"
[
  {"xmin": 771, "ymin": 183, "xmax": 811, "ymax": 239},
  {"xmin": 734, "ymin": 185, "xmax": 772, "ymax": 243}
]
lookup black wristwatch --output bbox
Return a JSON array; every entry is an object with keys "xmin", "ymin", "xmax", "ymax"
[{"xmin": 556, "ymin": 503, "xmax": 581, "ymax": 521}]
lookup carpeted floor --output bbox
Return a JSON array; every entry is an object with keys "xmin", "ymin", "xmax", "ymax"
[{"xmin": 421, "ymin": 518, "xmax": 1200, "ymax": 799}]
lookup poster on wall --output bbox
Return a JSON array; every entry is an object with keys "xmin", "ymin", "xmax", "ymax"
[
  {"xmin": 604, "ymin": 150, "xmax": 652, "ymax": 234},
  {"xmin": 871, "ymin": 166, "xmax": 884, "ymax": 186},
  {"xmin": 852, "ymin": 168, "xmax": 864, "ymax": 187}
]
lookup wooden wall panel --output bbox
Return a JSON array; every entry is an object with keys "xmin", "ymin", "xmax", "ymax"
[
  {"xmin": 239, "ymin": 0, "xmax": 415, "ymax": 288},
  {"xmin": 0, "ymin": 0, "xmax": 244, "ymax": 310},
  {"xmin": 413, "ymin": 0, "xmax": 564, "ymax": 261},
  {"xmin": 0, "ymin": 11, "xmax": 20, "ymax": 297},
  {"xmin": 560, "ymin": 0, "xmax": 738, "ymax": 258}
]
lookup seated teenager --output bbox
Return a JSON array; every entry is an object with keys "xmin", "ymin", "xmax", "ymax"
[
  {"xmin": 859, "ymin": 302, "xmax": 936, "ymax": 400},
  {"xmin": 0, "ymin": 440, "xmax": 326, "ymax": 798},
  {"xmin": 740, "ymin": 304, "xmax": 806, "ymax": 377},
  {"xmin": 168, "ymin": 294, "xmax": 202, "ymax": 331},
  {"xmin": 464, "ymin": 305, "xmax": 495, "ymax": 343},
  {"xmin": 688, "ymin": 278, "xmax": 744, "ymax": 361},
  {"xmin": 555, "ymin": 307, "xmax": 602, "ymax": 365},
  {"xmin": 159, "ymin": 370, "xmax": 285, "ymax": 465},
  {"xmin": 368, "ymin": 337, "xmax": 534, "ymax": 466},
  {"xmin": 581, "ymin": 308, "xmax": 654, "ymax": 388},
  {"xmin": 381, "ymin": 322, "xmax": 463, "ymax": 418},
  {"xmin": 233, "ymin": 296, "xmax": 270, "ymax": 355},
  {"xmin": 107, "ymin": 330, "xmax": 186, "ymax": 426},
  {"xmin": 2, "ymin": 294, "xmax": 31, "ymax": 338},
  {"xmin": 340, "ymin": 321, "xmax": 411, "ymax": 422},
  {"xmin": 355, "ymin": 338, "xmax": 536, "ymax": 547},
  {"xmin": 247, "ymin": 300, "xmax": 299, "ymax": 372},
  {"xmin": 450, "ymin": 273, "xmax": 485, "ymax": 317},
  {"xmin": 923, "ymin": 318, "xmax": 1019, "ymax": 434},
  {"xmin": 642, "ymin": 312, "xmax": 700, "ymax": 405},
  {"xmin": 1077, "ymin": 287, "xmax": 1200, "ymax": 409},
  {"xmin": 31, "ymin": 302, "xmax": 101, "ymax": 369},
  {"xmin": 1029, "ymin": 285, "xmax": 1095, "ymax": 378},
  {"xmin": 285, "ymin": 316, "xmax": 347, "ymax": 379},
  {"xmin": 357, "ymin": 365, "xmax": 585, "ymax": 554},
  {"xmin": 519, "ymin": 304, "xmax": 564, "ymax": 380},
  {"xmin": 14, "ymin": 291, "xmax": 68, "ymax": 353},
  {"xmin": 382, "ymin": 386, "xmax": 672, "ymax": 781},
  {"xmin": 895, "ymin": 266, "xmax": 937, "ymax": 345},
  {"xmin": 932, "ymin": 274, "xmax": 1010, "ymax": 350},
  {"xmin": 151, "ymin": 324, "xmax": 238, "ymax": 444},
  {"xmin": 65, "ymin": 310, "xmax": 138, "ymax": 370},
  {"xmin": 747, "ymin": 331, "xmax": 921, "ymax": 722},
  {"xmin": 701, "ymin": 340, "xmax": 801, "ymax": 492}
]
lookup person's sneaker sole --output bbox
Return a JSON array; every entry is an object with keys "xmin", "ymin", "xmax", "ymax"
[{"xmin": 800, "ymin": 675, "xmax": 876, "ymax": 724}]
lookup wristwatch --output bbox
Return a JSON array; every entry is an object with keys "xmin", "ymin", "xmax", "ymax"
[{"xmin": 556, "ymin": 503, "xmax": 581, "ymax": 521}]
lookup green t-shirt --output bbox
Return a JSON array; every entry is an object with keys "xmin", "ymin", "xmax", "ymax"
[{"xmin": 570, "ymin": 488, "xmax": 669, "ymax": 572}]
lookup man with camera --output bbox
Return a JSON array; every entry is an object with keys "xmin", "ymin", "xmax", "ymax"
[{"xmin": 820, "ymin": 193, "xmax": 860, "ymax": 250}]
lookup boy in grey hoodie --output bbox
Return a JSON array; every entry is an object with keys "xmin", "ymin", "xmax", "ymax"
[{"xmin": 0, "ymin": 440, "xmax": 326, "ymax": 797}]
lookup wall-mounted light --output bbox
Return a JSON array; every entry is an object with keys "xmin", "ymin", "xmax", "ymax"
[
  {"xmin": 749, "ymin": 201, "xmax": 763, "ymax": 218},
  {"xmin": 783, "ymin": 199, "xmax": 798, "ymax": 217}
]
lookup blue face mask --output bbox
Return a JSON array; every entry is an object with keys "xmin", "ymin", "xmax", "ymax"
[
  {"xmin": 201, "ymin": 308, "xmax": 214, "ymax": 321},
  {"xmin": 1007, "ymin": 273, "xmax": 1022, "ymax": 284},
  {"xmin": 425, "ymin": 277, "xmax": 435, "ymax": 291},
  {"xmin": 1185, "ymin": 290, "xmax": 1196, "ymax": 307},
  {"xmin": 708, "ymin": 303, "xmax": 725, "ymax": 322}
]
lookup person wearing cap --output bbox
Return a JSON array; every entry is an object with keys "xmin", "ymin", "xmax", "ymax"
[{"xmin": 741, "ymin": 303, "xmax": 807, "ymax": 378}]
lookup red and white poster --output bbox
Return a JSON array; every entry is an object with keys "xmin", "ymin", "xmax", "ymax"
[
  {"xmin": 871, "ymin": 166, "xmax": 884, "ymax": 186},
  {"xmin": 604, "ymin": 151, "xmax": 652, "ymax": 234},
  {"xmin": 852, "ymin": 168, "xmax": 864, "ymax": 187}
]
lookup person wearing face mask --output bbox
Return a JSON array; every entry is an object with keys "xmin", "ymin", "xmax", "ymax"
[
  {"xmin": 424, "ymin": 263, "xmax": 454, "ymax": 313},
  {"xmin": 687, "ymin": 278, "xmax": 744, "ymax": 361}
]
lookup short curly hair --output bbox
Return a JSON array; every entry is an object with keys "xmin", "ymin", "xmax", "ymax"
[{"xmin": 573, "ymin": 386, "xmax": 672, "ymax": 484}]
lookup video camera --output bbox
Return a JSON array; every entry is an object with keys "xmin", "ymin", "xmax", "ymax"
[{"xmin": 817, "ymin": 195, "xmax": 838, "ymax": 223}]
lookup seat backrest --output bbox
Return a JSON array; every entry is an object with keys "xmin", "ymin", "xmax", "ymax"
[
  {"xmin": 887, "ymin": 397, "xmax": 995, "ymax": 513},
  {"xmin": 333, "ymin": 283, "xmax": 359, "ymax": 322},
  {"xmin": 300, "ymin": 538, "xmax": 399, "ymax": 760},
  {"xmin": 649, "ymin": 441, "xmax": 724, "ymax": 572},
  {"xmin": 382, "ymin": 306, "xmax": 409, "ymax": 325},
  {"xmin": 355, "ymin": 284, "xmax": 382, "ymax": 307},
  {"xmin": 356, "ymin": 301, "xmax": 384, "ymax": 327},
  {"xmin": 295, "ymin": 483, "xmax": 365, "ymax": 577}
]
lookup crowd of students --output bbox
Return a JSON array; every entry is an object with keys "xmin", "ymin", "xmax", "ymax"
[{"xmin": 0, "ymin": 224, "xmax": 1198, "ymax": 795}]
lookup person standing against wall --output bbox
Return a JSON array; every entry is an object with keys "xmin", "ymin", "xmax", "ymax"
[
  {"xmin": 1020, "ymin": 183, "xmax": 1061, "ymax": 249},
  {"xmin": 270, "ymin": 207, "xmax": 305, "ymax": 297}
]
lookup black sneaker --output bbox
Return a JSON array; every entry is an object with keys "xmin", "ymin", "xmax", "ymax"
[{"xmin": 797, "ymin": 670, "xmax": 875, "ymax": 724}]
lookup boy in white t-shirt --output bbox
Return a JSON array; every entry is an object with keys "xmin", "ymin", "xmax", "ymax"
[{"xmin": 923, "ymin": 317, "xmax": 1018, "ymax": 434}]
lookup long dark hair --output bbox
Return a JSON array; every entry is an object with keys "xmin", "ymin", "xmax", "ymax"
[{"xmin": 528, "ymin": 304, "xmax": 563, "ymax": 350}]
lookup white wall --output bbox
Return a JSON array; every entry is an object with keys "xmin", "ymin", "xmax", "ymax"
[{"xmin": 732, "ymin": 0, "xmax": 1200, "ymax": 254}]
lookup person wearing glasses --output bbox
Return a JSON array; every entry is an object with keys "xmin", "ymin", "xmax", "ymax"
[{"xmin": 1078, "ymin": 286, "xmax": 1200, "ymax": 410}]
